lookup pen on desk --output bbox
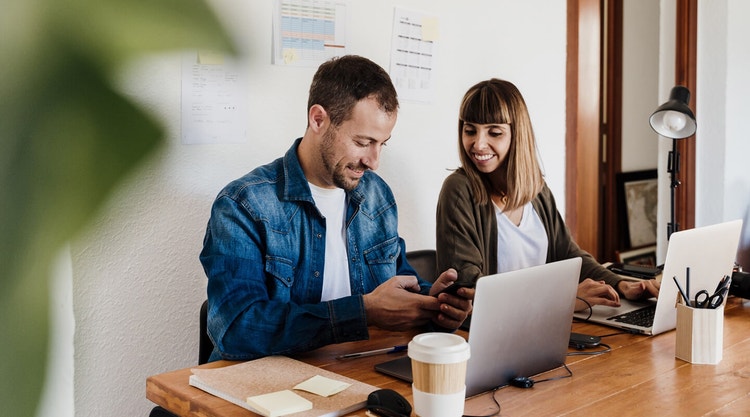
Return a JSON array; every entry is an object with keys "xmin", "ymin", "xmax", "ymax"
[
  {"xmin": 336, "ymin": 345, "xmax": 407, "ymax": 360},
  {"xmin": 685, "ymin": 267, "xmax": 690, "ymax": 300}
]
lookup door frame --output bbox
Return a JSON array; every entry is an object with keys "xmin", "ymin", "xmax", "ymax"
[{"xmin": 566, "ymin": 0, "xmax": 696, "ymax": 261}]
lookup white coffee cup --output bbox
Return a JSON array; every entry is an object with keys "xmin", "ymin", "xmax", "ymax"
[{"xmin": 408, "ymin": 332, "xmax": 471, "ymax": 417}]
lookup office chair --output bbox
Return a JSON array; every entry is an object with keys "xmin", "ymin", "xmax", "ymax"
[
  {"xmin": 199, "ymin": 299, "xmax": 213, "ymax": 365},
  {"xmin": 149, "ymin": 300, "xmax": 213, "ymax": 417},
  {"xmin": 149, "ymin": 406, "xmax": 177, "ymax": 417},
  {"xmin": 406, "ymin": 249, "xmax": 438, "ymax": 283}
]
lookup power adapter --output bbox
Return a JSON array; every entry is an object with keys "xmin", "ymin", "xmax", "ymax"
[{"xmin": 569, "ymin": 332, "xmax": 601, "ymax": 350}]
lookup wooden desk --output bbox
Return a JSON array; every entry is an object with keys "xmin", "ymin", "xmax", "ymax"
[{"xmin": 147, "ymin": 297, "xmax": 750, "ymax": 416}]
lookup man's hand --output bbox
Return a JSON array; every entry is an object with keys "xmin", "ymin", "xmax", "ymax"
[
  {"xmin": 617, "ymin": 279, "xmax": 660, "ymax": 301},
  {"xmin": 429, "ymin": 269, "xmax": 474, "ymax": 330},
  {"xmin": 575, "ymin": 278, "xmax": 620, "ymax": 311},
  {"xmin": 363, "ymin": 275, "xmax": 439, "ymax": 331}
]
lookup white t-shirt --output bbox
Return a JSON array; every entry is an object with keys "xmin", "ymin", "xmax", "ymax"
[
  {"xmin": 495, "ymin": 201, "xmax": 549, "ymax": 273},
  {"xmin": 309, "ymin": 183, "xmax": 351, "ymax": 301}
]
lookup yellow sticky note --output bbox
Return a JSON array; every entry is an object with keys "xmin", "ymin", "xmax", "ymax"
[
  {"xmin": 283, "ymin": 48, "xmax": 298, "ymax": 64},
  {"xmin": 294, "ymin": 375, "xmax": 351, "ymax": 397},
  {"xmin": 246, "ymin": 390, "xmax": 312, "ymax": 417},
  {"xmin": 421, "ymin": 17, "xmax": 439, "ymax": 41},
  {"xmin": 198, "ymin": 50, "xmax": 224, "ymax": 65}
]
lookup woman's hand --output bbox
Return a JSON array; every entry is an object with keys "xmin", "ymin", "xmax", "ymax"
[
  {"xmin": 617, "ymin": 279, "xmax": 660, "ymax": 301},
  {"xmin": 575, "ymin": 279, "xmax": 620, "ymax": 311}
]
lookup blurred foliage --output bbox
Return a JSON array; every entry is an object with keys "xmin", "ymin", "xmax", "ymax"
[{"xmin": 0, "ymin": 0, "xmax": 234, "ymax": 415}]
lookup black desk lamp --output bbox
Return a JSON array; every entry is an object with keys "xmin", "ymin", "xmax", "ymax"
[{"xmin": 649, "ymin": 85, "xmax": 697, "ymax": 240}]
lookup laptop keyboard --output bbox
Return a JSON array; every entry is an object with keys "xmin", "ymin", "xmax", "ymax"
[{"xmin": 607, "ymin": 305, "xmax": 656, "ymax": 327}]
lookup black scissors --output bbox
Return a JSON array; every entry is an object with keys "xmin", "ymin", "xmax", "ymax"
[
  {"xmin": 694, "ymin": 289, "xmax": 723, "ymax": 309},
  {"xmin": 694, "ymin": 275, "xmax": 731, "ymax": 309}
]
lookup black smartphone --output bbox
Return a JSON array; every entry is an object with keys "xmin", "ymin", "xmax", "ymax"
[
  {"xmin": 434, "ymin": 282, "xmax": 472, "ymax": 297},
  {"xmin": 569, "ymin": 332, "xmax": 601, "ymax": 349}
]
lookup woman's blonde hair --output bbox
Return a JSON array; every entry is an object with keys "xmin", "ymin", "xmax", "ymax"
[{"xmin": 457, "ymin": 78, "xmax": 544, "ymax": 209}]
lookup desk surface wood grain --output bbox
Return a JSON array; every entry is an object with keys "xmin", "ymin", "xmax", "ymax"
[{"xmin": 147, "ymin": 297, "xmax": 750, "ymax": 416}]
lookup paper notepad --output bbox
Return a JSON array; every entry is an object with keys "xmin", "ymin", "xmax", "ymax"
[
  {"xmin": 247, "ymin": 390, "xmax": 312, "ymax": 417},
  {"xmin": 189, "ymin": 356, "xmax": 376, "ymax": 417}
]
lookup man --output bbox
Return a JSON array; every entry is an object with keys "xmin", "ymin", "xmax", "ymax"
[{"xmin": 200, "ymin": 55, "xmax": 473, "ymax": 362}]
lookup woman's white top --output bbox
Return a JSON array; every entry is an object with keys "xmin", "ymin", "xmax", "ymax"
[{"xmin": 495, "ymin": 201, "xmax": 549, "ymax": 273}]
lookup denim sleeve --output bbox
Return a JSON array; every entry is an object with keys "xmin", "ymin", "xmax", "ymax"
[
  {"xmin": 396, "ymin": 239, "xmax": 433, "ymax": 295},
  {"xmin": 200, "ymin": 196, "xmax": 369, "ymax": 361}
]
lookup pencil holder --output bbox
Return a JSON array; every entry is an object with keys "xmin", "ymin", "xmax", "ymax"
[{"xmin": 674, "ymin": 300, "xmax": 724, "ymax": 364}]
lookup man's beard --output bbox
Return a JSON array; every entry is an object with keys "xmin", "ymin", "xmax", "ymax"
[{"xmin": 321, "ymin": 129, "xmax": 366, "ymax": 192}]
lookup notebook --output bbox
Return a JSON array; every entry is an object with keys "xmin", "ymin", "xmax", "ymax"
[
  {"xmin": 190, "ymin": 356, "xmax": 376, "ymax": 416},
  {"xmin": 573, "ymin": 219, "xmax": 742, "ymax": 335},
  {"xmin": 375, "ymin": 257, "xmax": 581, "ymax": 397}
]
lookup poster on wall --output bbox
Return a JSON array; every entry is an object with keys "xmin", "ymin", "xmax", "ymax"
[
  {"xmin": 272, "ymin": 0, "xmax": 348, "ymax": 67},
  {"xmin": 624, "ymin": 177, "xmax": 658, "ymax": 247},
  {"xmin": 181, "ymin": 51, "xmax": 247, "ymax": 145},
  {"xmin": 617, "ymin": 170, "xmax": 658, "ymax": 248},
  {"xmin": 389, "ymin": 7, "xmax": 438, "ymax": 103}
]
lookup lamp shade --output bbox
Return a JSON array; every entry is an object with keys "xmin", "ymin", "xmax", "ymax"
[{"xmin": 649, "ymin": 86, "xmax": 696, "ymax": 139}]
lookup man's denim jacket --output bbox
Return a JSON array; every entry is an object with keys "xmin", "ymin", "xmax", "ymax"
[{"xmin": 200, "ymin": 139, "xmax": 432, "ymax": 361}]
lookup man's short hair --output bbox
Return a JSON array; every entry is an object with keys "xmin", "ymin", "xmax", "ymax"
[{"xmin": 308, "ymin": 55, "xmax": 399, "ymax": 127}]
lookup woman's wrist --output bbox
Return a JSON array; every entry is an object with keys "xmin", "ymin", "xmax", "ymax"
[{"xmin": 615, "ymin": 280, "xmax": 628, "ymax": 298}]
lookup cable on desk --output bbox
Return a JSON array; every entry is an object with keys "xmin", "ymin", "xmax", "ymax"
[
  {"xmin": 509, "ymin": 363, "xmax": 574, "ymax": 389},
  {"xmin": 575, "ymin": 297, "xmax": 593, "ymax": 321},
  {"xmin": 532, "ymin": 362, "xmax": 573, "ymax": 384},
  {"xmin": 567, "ymin": 342, "xmax": 612, "ymax": 356},
  {"xmin": 461, "ymin": 386, "xmax": 501, "ymax": 417},
  {"xmin": 460, "ymin": 363, "xmax": 577, "ymax": 417}
]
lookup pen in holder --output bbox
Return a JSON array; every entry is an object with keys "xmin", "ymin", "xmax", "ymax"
[{"xmin": 674, "ymin": 294, "xmax": 724, "ymax": 364}]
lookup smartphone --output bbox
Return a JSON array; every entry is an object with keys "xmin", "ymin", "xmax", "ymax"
[
  {"xmin": 569, "ymin": 332, "xmax": 601, "ymax": 349},
  {"xmin": 434, "ymin": 282, "xmax": 473, "ymax": 297}
]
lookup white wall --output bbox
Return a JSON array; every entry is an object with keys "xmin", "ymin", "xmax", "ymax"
[
  {"xmin": 621, "ymin": 0, "xmax": 660, "ymax": 172},
  {"xmin": 725, "ymin": 0, "xmax": 750, "ymax": 268},
  {"xmin": 697, "ymin": 0, "xmax": 729, "ymax": 226},
  {"xmin": 62, "ymin": 1, "xmax": 568, "ymax": 416},
  {"xmin": 696, "ymin": 0, "xmax": 750, "ymax": 267},
  {"xmin": 36, "ymin": 246, "xmax": 75, "ymax": 417}
]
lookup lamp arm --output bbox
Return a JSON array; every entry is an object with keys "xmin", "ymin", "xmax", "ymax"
[{"xmin": 667, "ymin": 139, "xmax": 680, "ymax": 239}]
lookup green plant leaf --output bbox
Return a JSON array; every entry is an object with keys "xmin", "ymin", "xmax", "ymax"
[
  {"xmin": 0, "ymin": 1, "xmax": 235, "ymax": 415},
  {"xmin": 56, "ymin": 0, "xmax": 236, "ymax": 69}
]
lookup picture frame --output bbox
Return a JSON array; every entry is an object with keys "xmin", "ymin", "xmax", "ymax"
[
  {"xmin": 616, "ymin": 245, "xmax": 657, "ymax": 266},
  {"xmin": 616, "ymin": 169, "xmax": 658, "ymax": 248}
]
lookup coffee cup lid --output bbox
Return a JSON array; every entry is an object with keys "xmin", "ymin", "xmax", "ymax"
[{"xmin": 408, "ymin": 333, "xmax": 470, "ymax": 364}]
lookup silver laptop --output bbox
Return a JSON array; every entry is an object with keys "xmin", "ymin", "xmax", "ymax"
[
  {"xmin": 375, "ymin": 257, "xmax": 581, "ymax": 397},
  {"xmin": 573, "ymin": 219, "xmax": 742, "ymax": 335}
]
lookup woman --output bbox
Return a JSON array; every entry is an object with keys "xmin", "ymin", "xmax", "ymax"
[{"xmin": 436, "ymin": 78, "xmax": 659, "ymax": 311}]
